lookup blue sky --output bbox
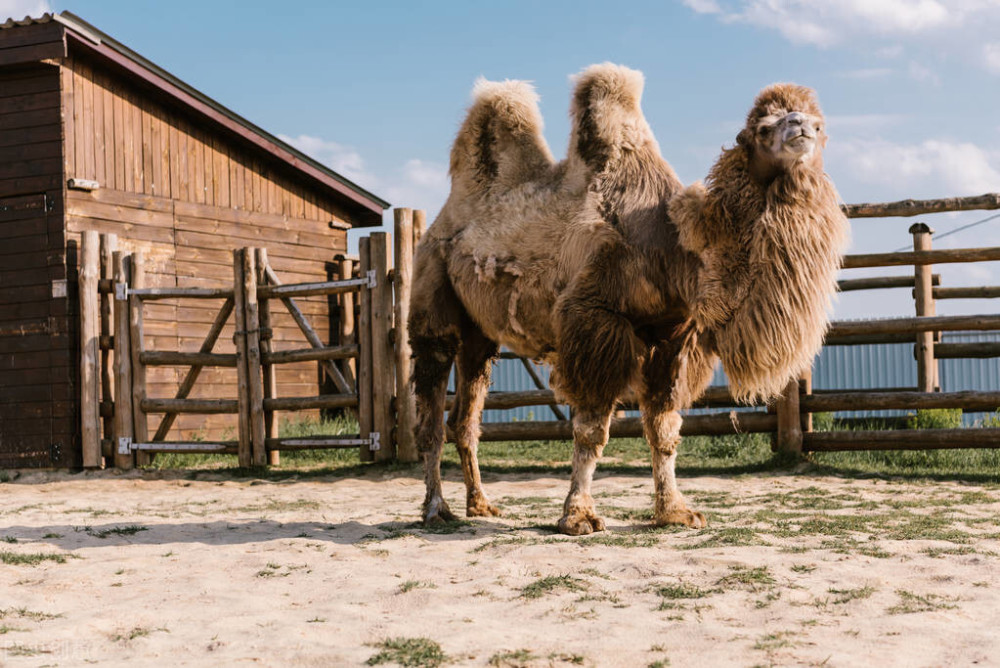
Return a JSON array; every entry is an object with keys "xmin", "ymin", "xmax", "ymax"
[{"xmin": 10, "ymin": 0, "xmax": 1000, "ymax": 318}]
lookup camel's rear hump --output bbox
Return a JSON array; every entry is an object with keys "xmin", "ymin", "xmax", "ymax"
[
  {"xmin": 568, "ymin": 63, "xmax": 656, "ymax": 176},
  {"xmin": 449, "ymin": 78, "xmax": 554, "ymax": 196}
]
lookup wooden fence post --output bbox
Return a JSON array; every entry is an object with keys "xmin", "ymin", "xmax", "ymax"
[
  {"xmin": 800, "ymin": 370, "xmax": 813, "ymax": 435},
  {"xmin": 370, "ymin": 232, "xmax": 396, "ymax": 462},
  {"xmin": 394, "ymin": 209, "xmax": 418, "ymax": 463},
  {"xmin": 79, "ymin": 231, "xmax": 101, "ymax": 468},
  {"xmin": 100, "ymin": 233, "xmax": 117, "ymax": 457},
  {"xmin": 129, "ymin": 251, "xmax": 150, "ymax": 466},
  {"xmin": 358, "ymin": 238, "xmax": 375, "ymax": 462},
  {"xmin": 112, "ymin": 251, "xmax": 134, "ymax": 469},
  {"xmin": 774, "ymin": 376, "xmax": 803, "ymax": 455},
  {"xmin": 412, "ymin": 209, "xmax": 426, "ymax": 248},
  {"xmin": 337, "ymin": 256, "xmax": 357, "ymax": 389},
  {"xmin": 242, "ymin": 249, "xmax": 266, "ymax": 466},
  {"xmin": 911, "ymin": 223, "xmax": 938, "ymax": 392},
  {"xmin": 256, "ymin": 248, "xmax": 280, "ymax": 466},
  {"xmin": 233, "ymin": 249, "xmax": 252, "ymax": 468}
]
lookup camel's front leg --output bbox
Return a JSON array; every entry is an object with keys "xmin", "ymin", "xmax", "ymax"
[
  {"xmin": 558, "ymin": 408, "xmax": 613, "ymax": 535},
  {"xmin": 640, "ymin": 408, "xmax": 706, "ymax": 528}
]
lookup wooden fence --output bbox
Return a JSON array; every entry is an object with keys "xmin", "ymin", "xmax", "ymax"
[
  {"xmin": 79, "ymin": 195, "xmax": 1000, "ymax": 468},
  {"xmin": 78, "ymin": 208, "xmax": 426, "ymax": 468}
]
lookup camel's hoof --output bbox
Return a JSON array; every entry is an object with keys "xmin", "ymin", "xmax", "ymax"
[
  {"xmin": 467, "ymin": 500, "xmax": 501, "ymax": 518},
  {"xmin": 423, "ymin": 500, "xmax": 458, "ymax": 525},
  {"xmin": 655, "ymin": 508, "xmax": 707, "ymax": 529},
  {"xmin": 558, "ymin": 512, "xmax": 606, "ymax": 536}
]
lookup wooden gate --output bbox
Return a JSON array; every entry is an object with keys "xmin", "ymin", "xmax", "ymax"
[{"xmin": 78, "ymin": 209, "xmax": 425, "ymax": 468}]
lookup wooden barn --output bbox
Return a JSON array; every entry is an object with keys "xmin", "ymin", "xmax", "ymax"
[{"xmin": 0, "ymin": 12, "xmax": 388, "ymax": 468}]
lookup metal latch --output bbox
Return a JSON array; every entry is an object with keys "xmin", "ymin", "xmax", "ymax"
[
  {"xmin": 115, "ymin": 282, "xmax": 129, "ymax": 301},
  {"xmin": 366, "ymin": 270, "xmax": 377, "ymax": 288},
  {"xmin": 369, "ymin": 432, "xmax": 381, "ymax": 452},
  {"xmin": 117, "ymin": 436, "xmax": 133, "ymax": 455}
]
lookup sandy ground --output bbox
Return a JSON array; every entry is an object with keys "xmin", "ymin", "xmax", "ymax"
[{"xmin": 1, "ymin": 466, "xmax": 999, "ymax": 667}]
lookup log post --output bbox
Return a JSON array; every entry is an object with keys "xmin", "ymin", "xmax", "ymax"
[
  {"xmin": 233, "ymin": 249, "xmax": 252, "ymax": 468},
  {"xmin": 129, "ymin": 251, "xmax": 150, "ymax": 466},
  {"xmin": 337, "ymin": 256, "xmax": 357, "ymax": 389},
  {"xmin": 99, "ymin": 233, "xmax": 117, "ymax": 452},
  {"xmin": 256, "ymin": 248, "xmax": 280, "ymax": 466},
  {"xmin": 413, "ymin": 209, "xmax": 427, "ymax": 248},
  {"xmin": 79, "ymin": 231, "xmax": 101, "ymax": 468},
  {"xmin": 370, "ymin": 232, "xmax": 396, "ymax": 462},
  {"xmin": 243, "ymin": 249, "xmax": 266, "ymax": 466},
  {"xmin": 800, "ymin": 370, "xmax": 813, "ymax": 434},
  {"xmin": 112, "ymin": 251, "xmax": 134, "ymax": 469},
  {"xmin": 393, "ymin": 209, "xmax": 418, "ymax": 462},
  {"xmin": 911, "ymin": 223, "xmax": 938, "ymax": 392},
  {"xmin": 358, "ymin": 238, "xmax": 375, "ymax": 462},
  {"xmin": 774, "ymin": 376, "xmax": 803, "ymax": 455}
]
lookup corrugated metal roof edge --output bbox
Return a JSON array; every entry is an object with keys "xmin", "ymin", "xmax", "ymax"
[{"xmin": 6, "ymin": 12, "xmax": 391, "ymax": 223}]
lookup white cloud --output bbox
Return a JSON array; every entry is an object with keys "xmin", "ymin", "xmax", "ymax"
[
  {"xmin": 837, "ymin": 67, "xmax": 894, "ymax": 79},
  {"xmin": 709, "ymin": 0, "xmax": 958, "ymax": 47},
  {"xmin": 983, "ymin": 42, "xmax": 1000, "ymax": 73},
  {"xmin": 829, "ymin": 138, "xmax": 1000, "ymax": 199},
  {"xmin": 0, "ymin": 0, "xmax": 49, "ymax": 21},
  {"xmin": 278, "ymin": 133, "xmax": 377, "ymax": 191},
  {"xmin": 682, "ymin": 0, "xmax": 723, "ymax": 13},
  {"xmin": 383, "ymin": 159, "xmax": 450, "ymax": 216},
  {"xmin": 907, "ymin": 60, "xmax": 941, "ymax": 84}
]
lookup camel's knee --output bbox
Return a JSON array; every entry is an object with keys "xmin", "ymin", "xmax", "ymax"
[
  {"xmin": 644, "ymin": 410, "xmax": 682, "ymax": 453},
  {"xmin": 411, "ymin": 334, "xmax": 459, "ymax": 399},
  {"xmin": 572, "ymin": 410, "xmax": 611, "ymax": 451}
]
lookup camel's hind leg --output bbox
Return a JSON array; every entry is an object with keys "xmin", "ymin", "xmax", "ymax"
[
  {"xmin": 558, "ymin": 405, "xmax": 615, "ymax": 536},
  {"xmin": 409, "ymin": 240, "xmax": 462, "ymax": 525},
  {"xmin": 447, "ymin": 323, "xmax": 500, "ymax": 517}
]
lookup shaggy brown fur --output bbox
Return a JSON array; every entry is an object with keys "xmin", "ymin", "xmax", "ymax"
[
  {"xmin": 669, "ymin": 83, "xmax": 849, "ymax": 403},
  {"xmin": 410, "ymin": 64, "xmax": 712, "ymax": 535}
]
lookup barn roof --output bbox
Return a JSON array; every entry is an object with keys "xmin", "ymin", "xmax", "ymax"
[{"xmin": 0, "ymin": 11, "xmax": 390, "ymax": 226}]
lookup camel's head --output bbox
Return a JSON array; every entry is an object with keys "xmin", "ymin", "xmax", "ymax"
[{"xmin": 737, "ymin": 83, "xmax": 826, "ymax": 183}]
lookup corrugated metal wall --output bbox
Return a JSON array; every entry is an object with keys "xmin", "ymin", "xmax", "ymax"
[{"xmin": 467, "ymin": 331, "xmax": 1000, "ymax": 426}]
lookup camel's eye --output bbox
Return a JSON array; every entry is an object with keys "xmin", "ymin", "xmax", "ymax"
[{"xmin": 758, "ymin": 125, "xmax": 773, "ymax": 137}]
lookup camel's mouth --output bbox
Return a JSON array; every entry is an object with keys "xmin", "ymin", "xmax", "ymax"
[{"xmin": 782, "ymin": 133, "xmax": 816, "ymax": 155}]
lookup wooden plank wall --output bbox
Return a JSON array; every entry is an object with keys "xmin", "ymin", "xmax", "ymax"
[
  {"xmin": 61, "ymin": 55, "xmax": 355, "ymax": 441},
  {"xmin": 0, "ymin": 64, "xmax": 74, "ymax": 467}
]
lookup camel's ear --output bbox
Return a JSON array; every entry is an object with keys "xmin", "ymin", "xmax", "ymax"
[{"xmin": 736, "ymin": 127, "xmax": 753, "ymax": 148}]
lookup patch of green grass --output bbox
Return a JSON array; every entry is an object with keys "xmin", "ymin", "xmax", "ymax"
[
  {"xmin": 0, "ymin": 608, "xmax": 61, "ymax": 622},
  {"xmin": 790, "ymin": 564, "xmax": 816, "ymax": 573},
  {"xmin": 85, "ymin": 525, "xmax": 149, "ymax": 540},
  {"xmin": 2, "ymin": 536, "xmax": 17, "ymax": 544},
  {"xmin": 489, "ymin": 649, "xmax": 538, "ymax": 667},
  {"xmin": 828, "ymin": 585, "xmax": 876, "ymax": 604},
  {"xmin": 577, "ymin": 531, "xmax": 661, "ymax": 548},
  {"xmin": 366, "ymin": 637, "xmax": 447, "ymax": 668},
  {"xmin": 716, "ymin": 565, "xmax": 775, "ymax": 592},
  {"xmin": 0, "ymin": 551, "xmax": 67, "ymax": 566},
  {"xmin": 111, "ymin": 626, "xmax": 167, "ymax": 642},
  {"xmin": 753, "ymin": 631, "xmax": 796, "ymax": 651},
  {"xmin": 921, "ymin": 545, "xmax": 978, "ymax": 558},
  {"xmin": 521, "ymin": 575, "xmax": 587, "ymax": 599},
  {"xmin": 683, "ymin": 527, "xmax": 769, "ymax": 549},
  {"xmin": 888, "ymin": 589, "xmax": 959, "ymax": 615},
  {"xmin": 5, "ymin": 644, "xmax": 50, "ymax": 657},
  {"xmin": 398, "ymin": 580, "xmax": 436, "ymax": 594},
  {"xmin": 655, "ymin": 582, "xmax": 717, "ymax": 600}
]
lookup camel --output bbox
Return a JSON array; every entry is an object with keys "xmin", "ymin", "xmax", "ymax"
[{"xmin": 408, "ymin": 65, "xmax": 848, "ymax": 536}]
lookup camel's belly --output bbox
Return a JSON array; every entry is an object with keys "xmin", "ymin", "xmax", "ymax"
[{"xmin": 446, "ymin": 249, "xmax": 558, "ymax": 358}]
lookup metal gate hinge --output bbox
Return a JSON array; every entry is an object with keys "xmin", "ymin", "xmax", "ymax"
[
  {"xmin": 115, "ymin": 282, "xmax": 129, "ymax": 301},
  {"xmin": 366, "ymin": 270, "xmax": 377, "ymax": 288},
  {"xmin": 117, "ymin": 436, "xmax": 133, "ymax": 454},
  {"xmin": 369, "ymin": 432, "xmax": 381, "ymax": 452}
]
